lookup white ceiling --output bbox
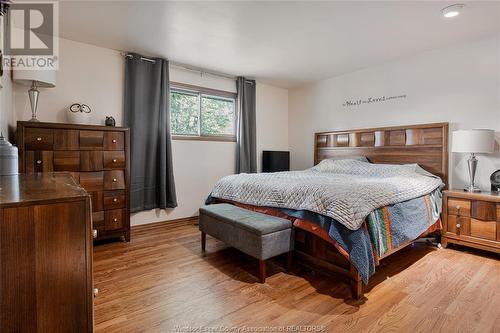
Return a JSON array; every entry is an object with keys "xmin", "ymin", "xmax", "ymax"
[{"xmin": 58, "ymin": 1, "xmax": 500, "ymax": 88}]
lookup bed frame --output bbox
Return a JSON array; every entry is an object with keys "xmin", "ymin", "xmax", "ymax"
[{"xmin": 294, "ymin": 122, "xmax": 449, "ymax": 299}]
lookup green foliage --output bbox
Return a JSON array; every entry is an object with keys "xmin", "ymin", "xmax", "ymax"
[
  {"xmin": 200, "ymin": 96, "xmax": 234, "ymax": 136},
  {"xmin": 170, "ymin": 91, "xmax": 199, "ymax": 135},
  {"xmin": 170, "ymin": 90, "xmax": 235, "ymax": 136}
]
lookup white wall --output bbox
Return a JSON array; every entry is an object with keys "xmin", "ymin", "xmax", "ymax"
[
  {"xmin": 289, "ymin": 36, "xmax": 500, "ymax": 191},
  {"xmin": 0, "ymin": 14, "xmax": 14, "ymax": 141},
  {"xmin": 10, "ymin": 37, "xmax": 289, "ymax": 225},
  {"xmin": 256, "ymin": 83, "xmax": 289, "ymax": 172},
  {"xmin": 0, "ymin": 69, "xmax": 14, "ymax": 141}
]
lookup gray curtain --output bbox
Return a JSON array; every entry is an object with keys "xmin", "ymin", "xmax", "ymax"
[
  {"xmin": 124, "ymin": 53, "xmax": 177, "ymax": 212},
  {"xmin": 236, "ymin": 77, "xmax": 257, "ymax": 173}
]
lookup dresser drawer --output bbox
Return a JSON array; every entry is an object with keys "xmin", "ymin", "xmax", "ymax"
[
  {"xmin": 470, "ymin": 218, "xmax": 497, "ymax": 241},
  {"xmin": 447, "ymin": 215, "xmax": 470, "ymax": 235},
  {"xmin": 79, "ymin": 172, "xmax": 104, "ymax": 191},
  {"xmin": 92, "ymin": 211, "xmax": 105, "ymax": 228},
  {"xmin": 53, "ymin": 129, "xmax": 79, "ymax": 150},
  {"xmin": 104, "ymin": 170, "xmax": 125, "ymax": 190},
  {"xmin": 53, "ymin": 151, "xmax": 80, "ymax": 171},
  {"xmin": 25, "ymin": 151, "xmax": 54, "ymax": 173},
  {"xmin": 103, "ymin": 151, "xmax": 125, "ymax": 170},
  {"xmin": 90, "ymin": 191, "xmax": 104, "ymax": 212},
  {"xmin": 104, "ymin": 131, "xmax": 124, "ymax": 151},
  {"xmin": 25, "ymin": 128, "xmax": 53, "ymax": 150},
  {"xmin": 104, "ymin": 190, "xmax": 126, "ymax": 210},
  {"xmin": 105, "ymin": 209, "xmax": 125, "ymax": 231},
  {"xmin": 80, "ymin": 151, "xmax": 103, "ymax": 171},
  {"xmin": 80, "ymin": 130, "xmax": 104, "ymax": 150},
  {"xmin": 448, "ymin": 198, "xmax": 471, "ymax": 217}
]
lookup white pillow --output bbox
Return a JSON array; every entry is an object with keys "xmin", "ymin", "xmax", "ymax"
[
  {"xmin": 310, "ymin": 156, "xmax": 369, "ymax": 173},
  {"xmin": 323, "ymin": 156, "xmax": 369, "ymax": 162}
]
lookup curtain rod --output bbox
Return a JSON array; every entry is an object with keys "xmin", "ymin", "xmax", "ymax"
[
  {"xmin": 122, "ymin": 53, "xmax": 156, "ymax": 63},
  {"xmin": 169, "ymin": 62, "xmax": 238, "ymax": 81},
  {"xmin": 120, "ymin": 52, "xmax": 246, "ymax": 82}
]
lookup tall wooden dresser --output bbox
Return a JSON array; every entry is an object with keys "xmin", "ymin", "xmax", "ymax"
[
  {"xmin": 0, "ymin": 173, "xmax": 94, "ymax": 332},
  {"xmin": 17, "ymin": 121, "xmax": 131, "ymax": 242}
]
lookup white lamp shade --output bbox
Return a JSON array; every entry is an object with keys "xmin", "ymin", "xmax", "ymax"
[
  {"xmin": 452, "ymin": 129, "xmax": 495, "ymax": 154},
  {"xmin": 13, "ymin": 69, "xmax": 56, "ymax": 88}
]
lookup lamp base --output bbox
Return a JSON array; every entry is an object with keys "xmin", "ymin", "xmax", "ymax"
[
  {"xmin": 464, "ymin": 185, "xmax": 481, "ymax": 193},
  {"xmin": 28, "ymin": 81, "xmax": 40, "ymax": 122},
  {"xmin": 28, "ymin": 117, "xmax": 39, "ymax": 122},
  {"xmin": 464, "ymin": 153, "xmax": 481, "ymax": 193}
]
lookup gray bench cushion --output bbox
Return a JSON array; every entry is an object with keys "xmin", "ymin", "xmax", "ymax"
[
  {"xmin": 199, "ymin": 203, "xmax": 293, "ymax": 260},
  {"xmin": 199, "ymin": 203, "xmax": 291, "ymax": 236}
]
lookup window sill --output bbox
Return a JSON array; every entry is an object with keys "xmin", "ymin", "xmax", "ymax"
[{"xmin": 172, "ymin": 135, "xmax": 237, "ymax": 142}]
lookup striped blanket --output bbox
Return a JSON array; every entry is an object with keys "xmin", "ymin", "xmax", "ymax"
[{"xmin": 367, "ymin": 189, "xmax": 442, "ymax": 257}]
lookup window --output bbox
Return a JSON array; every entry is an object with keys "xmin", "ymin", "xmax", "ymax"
[{"xmin": 170, "ymin": 83, "xmax": 237, "ymax": 141}]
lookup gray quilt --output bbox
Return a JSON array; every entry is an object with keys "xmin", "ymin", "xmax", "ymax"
[{"xmin": 210, "ymin": 159, "xmax": 443, "ymax": 230}]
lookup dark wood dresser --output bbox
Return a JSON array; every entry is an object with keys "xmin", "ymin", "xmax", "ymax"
[
  {"xmin": 0, "ymin": 173, "xmax": 94, "ymax": 332},
  {"xmin": 17, "ymin": 121, "xmax": 131, "ymax": 242}
]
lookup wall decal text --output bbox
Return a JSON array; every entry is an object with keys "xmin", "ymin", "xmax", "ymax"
[{"xmin": 342, "ymin": 94, "xmax": 407, "ymax": 107}]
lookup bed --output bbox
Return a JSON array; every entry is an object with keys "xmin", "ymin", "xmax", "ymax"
[{"xmin": 208, "ymin": 122, "xmax": 449, "ymax": 299}]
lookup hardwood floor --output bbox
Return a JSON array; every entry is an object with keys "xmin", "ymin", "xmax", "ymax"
[{"xmin": 94, "ymin": 221, "xmax": 500, "ymax": 333}]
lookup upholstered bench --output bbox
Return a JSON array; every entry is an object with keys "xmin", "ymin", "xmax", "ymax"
[{"xmin": 199, "ymin": 203, "xmax": 293, "ymax": 283}]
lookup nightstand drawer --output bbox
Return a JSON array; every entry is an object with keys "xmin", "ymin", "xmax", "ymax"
[
  {"xmin": 470, "ymin": 218, "xmax": 496, "ymax": 241},
  {"xmin": 471, "ymin": 201, "xmax": 496, "ymax": 221},
  {"xmin": 448, "ymin": 199, "xmax": 471, "ymax": 217},
  {"xmin": 447, "ymin": 215, "xmax": 470, "ymax": 235}
]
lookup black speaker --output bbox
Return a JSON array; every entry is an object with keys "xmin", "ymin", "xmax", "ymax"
[{"xmin": 262, "ymin": 151, "xmax": 290, "ymax": 173}]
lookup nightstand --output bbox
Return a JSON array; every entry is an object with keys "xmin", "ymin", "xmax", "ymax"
[{"xmin": 442, "ymin": 190, "xmax": 500, "ymax": 253}]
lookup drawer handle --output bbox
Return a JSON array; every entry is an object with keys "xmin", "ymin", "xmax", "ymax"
[
  {"xmin": 112, "ymin": 139, "xmax": 117, "ymax": 143},
  {"xmin": 112, "ymin": 159, "xmax": 117, "ymax": 163},
  {"xmin": 456, "ymin": 223, "xmax": 461, "ymax": 229},
  {"xmin": 92, "ymin": 229, "xmax": 98, "ymax": 239},
  {"xmin": 36, "ymin": 137, "xmax": 42, "ymax": 141},
  {"xmin": 113, "ymin": 218, "xmax": 118, "ymax": 222},
  {"xmin": 113, "ymin": 178, "xmax": 117, "ymax": 182},
  {"xmin": 113, "ymin": 198, "xmax": 118, "ymax": 202},
  {"xmin": 36, "ymin": 160, "xmax": 42, "ymax": 164},
  {"xmin": 94, "ymin": 288, "xmax": 99, "ymax": 297}
]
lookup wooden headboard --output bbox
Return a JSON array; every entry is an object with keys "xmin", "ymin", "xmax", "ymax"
[{"xmin": 314, "ymin": 123, "xmax": 449, "ymax": 185}]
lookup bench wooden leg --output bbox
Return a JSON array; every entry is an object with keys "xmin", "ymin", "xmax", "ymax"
[
  {"xmin": 201, "ymin": 232, "xmax": 206, "ymax": 252},
  {"xmin": 287, "ymin": 251, "xmax": 293, "ymax": 272},
  {"xmin": 259, "ymin": 260, "xmax": 266, "ymax": 283}
]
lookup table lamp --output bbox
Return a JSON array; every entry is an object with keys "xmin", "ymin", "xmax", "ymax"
[
  {"xmin": 13, "ymin": 69, "xmax": 56, "ymax": 121},
  {"xmin": 452, "ymin": 129, "xmax": 495, "ymax": 192}
]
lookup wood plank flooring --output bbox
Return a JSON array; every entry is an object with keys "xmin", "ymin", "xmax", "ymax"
[{"xmin": 93, "ymin": 221, "xmax": 500, "ymax": 333}]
